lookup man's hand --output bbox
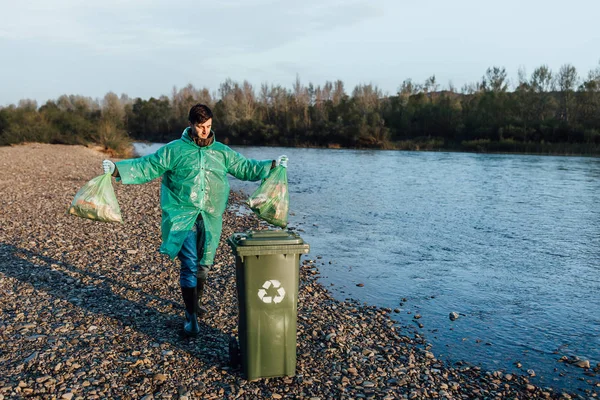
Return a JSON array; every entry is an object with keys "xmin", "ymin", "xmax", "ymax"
[
  {"xmin": 276, "ymin": 155, "xmax": 288, "ymax": 168},
  {"xmin": 102, "ymin": 160, "xmax": 116, "ymax": 175}
]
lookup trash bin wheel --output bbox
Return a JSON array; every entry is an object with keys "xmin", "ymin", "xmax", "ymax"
[{"xmin": 229, "ymin": 336, "xmax": 241, "ymax": 368}]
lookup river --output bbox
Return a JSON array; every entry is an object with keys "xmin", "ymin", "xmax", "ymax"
[{"xmin": 133, "ymin": 142, "xmax": 600, "ymax": 393}]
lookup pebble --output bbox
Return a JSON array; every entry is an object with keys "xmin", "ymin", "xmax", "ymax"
[
  {"xmin": 0, "ymin": 144, "xmax": 589, "ymax": 400},
  {"xmin": 574, "ymin": 360, "xmax": 590, "ymax": 369}
]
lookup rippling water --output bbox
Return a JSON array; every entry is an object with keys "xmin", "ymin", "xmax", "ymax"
[{"xmin": 134, "ymin": 142, "xmax": 600, "ymax": 392}]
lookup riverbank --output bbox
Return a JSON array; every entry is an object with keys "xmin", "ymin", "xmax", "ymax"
[
  {"xmin": 132, "ymin": 138, "xmax": 600, "ymax": 157},
  {"xmin": 0, "ymin": 144, "xmax": 594, "ymax": 399}
]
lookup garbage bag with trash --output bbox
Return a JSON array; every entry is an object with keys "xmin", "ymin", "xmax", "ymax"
[
  {"xmin": 68, "ymin": 173, "xmax": 123, "ymax": 223},
  {"xmin": 247, "ymin": 165, "xmax": 289, "ymax": 228}
]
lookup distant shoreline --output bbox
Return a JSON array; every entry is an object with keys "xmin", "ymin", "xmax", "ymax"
[{"xmin": 130, "ymin": 139, "xmax": 600, "ymax": 158}]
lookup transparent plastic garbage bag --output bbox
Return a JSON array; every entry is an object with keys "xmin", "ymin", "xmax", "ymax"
[
  {"xmin": 247, "ymin": 165, "xmax": 289, "ymax": 228},
  {"xmin": 68, "ymin": 173, "xmax": 123, "ymax": 223}
]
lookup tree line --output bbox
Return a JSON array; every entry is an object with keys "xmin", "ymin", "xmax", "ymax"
[{"xmin": 1, "ymin": 62, "xmax": 599, "ymax": 156}]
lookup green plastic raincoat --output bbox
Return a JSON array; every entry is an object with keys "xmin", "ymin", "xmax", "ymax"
[{"xmin": 115, "ymin": 128, "xmax": 272, "ymax": 265}]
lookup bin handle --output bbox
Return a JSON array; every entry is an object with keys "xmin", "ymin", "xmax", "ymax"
[{"xmin": 247, "ymin": 229, "xmax": 291, "ymax": 238}]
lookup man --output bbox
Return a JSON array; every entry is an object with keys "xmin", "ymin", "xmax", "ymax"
[{"xmin": 102, "ymin": 103, "xmax": 287, "ymax": 336}]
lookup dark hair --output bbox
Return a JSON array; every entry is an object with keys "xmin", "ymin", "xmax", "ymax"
[{"xmin": 188, "ymin": 104, "xmax": 213, "ymax": 125}]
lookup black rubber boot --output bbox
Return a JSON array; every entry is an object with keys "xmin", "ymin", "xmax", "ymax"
[
  {"xmin": 181, "ymin": 286, "xmax": 200, "ymax": 336},
  {"xmin": 196, "ymin": 278, "xmax": 208, "ymax": 320}
]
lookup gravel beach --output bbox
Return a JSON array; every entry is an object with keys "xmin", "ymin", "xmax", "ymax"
[{"xmin": 0, "ymin": 143, "xmax": 595, "ymax": 399}]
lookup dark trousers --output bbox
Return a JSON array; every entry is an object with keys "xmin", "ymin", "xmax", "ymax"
[{"xmin": 177, "ymin": 216, "xmax": 210, "ymax": 288}]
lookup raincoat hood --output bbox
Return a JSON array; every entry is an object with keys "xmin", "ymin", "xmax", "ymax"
[
  {"xmin": 183, "ymin": 127, "xmax": 215, "ymax": 148},
  {"xmin": 115, "ymin": 129, "xmax": 273, "ymax": 264}
]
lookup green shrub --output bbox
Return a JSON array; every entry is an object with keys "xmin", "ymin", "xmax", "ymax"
[{"xmin": 94, "ymin": 119, "xmax": 133, "ymax": 157}]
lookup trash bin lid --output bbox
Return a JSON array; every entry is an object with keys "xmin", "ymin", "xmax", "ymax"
[
  {"xmin": 227, "ymin": 229, "xmax": 310, "ymax": 256},
  {"xmin": 234, "ymin": 229, "xmax": 304, "ymax": 246}
]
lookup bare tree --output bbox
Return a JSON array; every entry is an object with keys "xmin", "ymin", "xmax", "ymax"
[
  {"xmin": 460, "ymin": 82, "xmax": 480, "ymax": 95},
  {"xmin": 292, "ymin": 75, "xmax": 310, "ymax": 128},
  {"xmin": 398, "ymin": 79, "xmax": 417, "ymax": 105},
  {"xmin": 423, "ymin": 75, "xmax": 439, "ymax": 94},
  {"xmin": 530, "ymin": 65, "xmax": 554, "ymax": 93},
  {"xmin": 172, "ymin": 84, "xmax": 213, "ymax": 125},
  {"xmin": 482, "ymin": 67, "xmax": 508, "ymax": 93},
  {"xmin": 578, "ymin": 60, "xmax": 600, "ymax": 128},
  {"xmin": 556, "ymin": 64, "xmax": 578, "ymax": 122},
  {"xmin": 322, "ymin": 81, "xmax": 333, "ymax": 102},
  {"xmin": 352, "ymin": 83, "xmax": 382, "ymax": 115},
  {"xmin": 584, "ymin": 60, "xmax": 600, "ymax": 91},
  {"xmin": 258, "ymin": 83, "xmax": 271, "ymax": 121},
  {"xmin": 56, "ymin": 95, "xmax": 74, "ymax": 111},
  {"xmin": 218, "ymin": 78, "xmax": 240, "ymax": 125},
  {"xmin": 447, "ymin": 80, "xmax": 456, "ymax": 93},
  {"xmin": 17, "ymin": 99, "xmax": 38, "ymax": 111},
  {"xmin": 239, "ymin": 80, "xmax": 256, "ymax": 120},
  {"xmin": 332, "ymin": 80, "xmax": 346, "ymax": 106},
  {"xmin": 529, "ymin": 65, "xmax": 557, "ymax": 121},
  {"xmin": 102, "ymin": 92, "xmax": 125, "ymax": 126},
  {"xmin": 517, "ymin": 66, "xmax": 529, "ymax": 90}
]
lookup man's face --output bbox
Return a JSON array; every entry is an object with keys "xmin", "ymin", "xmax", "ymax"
[{"xmin": 190, "ymin": 118, "xmax": 212, "ymax": 139}]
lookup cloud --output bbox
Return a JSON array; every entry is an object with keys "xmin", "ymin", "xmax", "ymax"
[
  {"xmin": 194, "ymin": 0, "xmax": 382, "ymax": 53},
  {"xmin": 0, "ymin": 0, "xmax": 381, "ymax": 56}
]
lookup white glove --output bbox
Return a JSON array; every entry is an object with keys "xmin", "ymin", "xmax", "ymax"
[
  {"xmin": 276, "ymin": 155, "xmax": 288, "ymax": 168},
  {"xmin": 102, "ymin": 160, "xmax": 116, "ymax": 175}
]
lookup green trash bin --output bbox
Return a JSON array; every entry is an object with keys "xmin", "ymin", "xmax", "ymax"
[{"xmin": 227, "ymin": 229, "xmax": 310, "ymax": 380}]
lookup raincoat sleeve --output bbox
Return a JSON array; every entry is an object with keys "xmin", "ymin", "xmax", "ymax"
[
  {"xmin": 225, "ymin": 150, "xmax": 272, "ymax": 181},
  {"xmin": 115, "ymin": 145, "xmax": 173, "ymax": 184}
]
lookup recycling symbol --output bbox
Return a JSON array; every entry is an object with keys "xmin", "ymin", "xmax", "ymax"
[{"xmin": 258, "ymin": 280, "xmax": 286, "ymax": 304}]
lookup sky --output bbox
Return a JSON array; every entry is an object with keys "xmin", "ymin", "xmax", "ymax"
[{"xmin": 1, "ymin": 0, "xmax": 599, "ymax": 106}]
